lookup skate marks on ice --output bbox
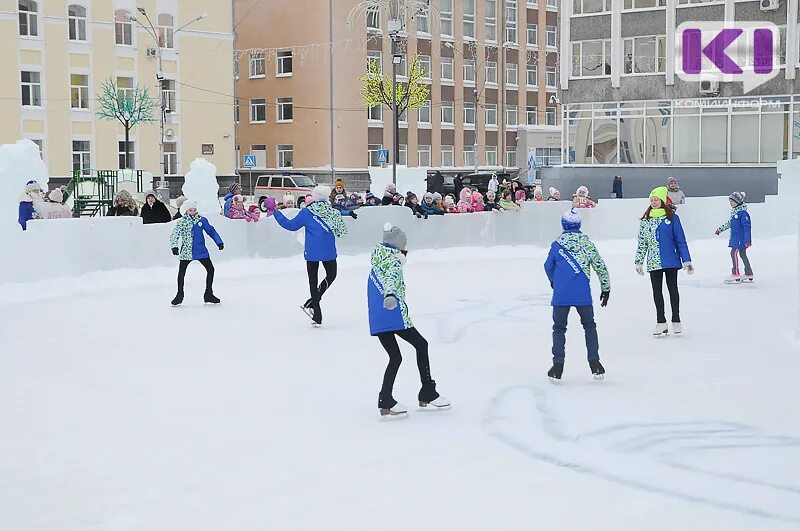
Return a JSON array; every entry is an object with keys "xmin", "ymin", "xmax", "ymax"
[{"xmin": 484, "ymin": 385, "xmax": 800, "ymax": 524}]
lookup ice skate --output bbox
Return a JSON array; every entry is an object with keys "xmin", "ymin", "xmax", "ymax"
[
  {"xmin": 548, "ymin": 362, "xmax": 564, "ymax": 382},
  {"xmin": 653, "ymin": 322, "xmax": 669, "ymax": 336},
  {"xmin": 203, "ymin": 291, "xmax": 221, "ymax": 304},
  {"xmin": 589, "ymin": 360, "xmax": 605, "ymax": 380},
  {"xmin": 671, "ymin": 322, "xmax": 682, "ymax": 335},
  {"xmin": 379, "ymin": 402, "xmax": 408, "ymax": 417},
  {"xmin": 724, "ymin": 274, "xmax": 741, "ymax": 284},
  {"xmin": 170, "ymin": 292, "xmax": 184, "ymax": 307},
  {"xmin": 300, "ymin": 304, "xmax": 314, "ymax": 320},
  {"xmin": 741, "ymin": 274, "xmax": 754, "ymax": 283},
  {"xmin": 419, "ymin": 396, "xmax": 451, "ymax": 409}
]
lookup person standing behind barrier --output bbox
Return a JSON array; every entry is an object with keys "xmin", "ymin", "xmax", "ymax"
[
  {"xmin": 141, "ymin": 190, "xmax": 172, "ymax": 224},
  {"xmin": 612, "ymin": 176, "xmax": 624, "ymax": 199},
  {"xmin": 453, "ymin": 173, "xmax": 463, "ymax": 199},
  {"xmin": 223, "ymin": 183, "xmax": 243, "ymax": 216},
  {"xmin": 18, "ymin": 180, "xmax": 43, "ymax": 230},
  {"xmin": 488, "ymin": 174, "xmax": 500, "ymax": 195},
  {"xmin": 427, "ymin": 170, "xmax": 445, "ymax": 196},
  {"xmin": 107, "ymin": 190, "xmax": 139, "ymax": 216},
  {"xmin": 635, "ymin": 187, "xmax": 693, "ymax": 337},
  {"xmin": 169, "ymin": 200, "xmax": 224, "ymax": 306},
  {"xmin": 667, "ymin": 177, "xmax": 686, "ymax": 207}
]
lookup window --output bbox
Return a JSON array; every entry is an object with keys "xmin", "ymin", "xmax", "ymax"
[
  {"xmin": 526, "ymin": 106, "xmax": 537, "ymax": 125},
  {"xmin": 68, "ymin": 5, "xmax": 86, "ymax": 41},
  {"xmin": 506, "ymin": 147, "xmax": 517, "ymax": 166},
  {"xmin": 546, "ymin": 0, "xmax": 557, "ymax": 6},
  {"xmin": 249, "ymin": 51, "xmax": 265, "ymax": 78},
  {"xmin": 436, "ymin": 145, "xmax": 452, "ymax": 166},
  {"xmin": 505, "ymin": 0, "xmax": 517, "ymax": 44},
  {"xmin": 251, "ymin": 145, "xmax": 267, "ymax": 168},
  {"xmin": 116, "ymin": 77, "xmax": 133, "ymax": 101},
  {"xmin": 464, "ymin": 0, "xmax": 475, "ymax": 39},
  {"xmin": 486, "ymin": 146, "xmax": 498, "ymax": 166},
  {"xmin": 367, "ymin": 51, "xmax": 382, "ymax": 73},
  {"xmin": 464, "ymin": 147, "xmax": 476, "ymax": 167},
  {"xmin": 418, "ymin": 100, "xmax": 431, "ymax": 123},
  {"xmin": 398, "ymin": 54, "xmax": 408, "ymax": 77},
  {"xmin": 546, "ymin": 66, "xmax": 557, "ymax": 87},
  {"xmin": 367, "ymin": 7, "xmax": 380, "ymax": 30},
  {"xmin": 250, "ymin": 98, "xmax": 266, "ymax": 123},
  {"xmin": 157, "ymin": 14, "xmax": 174, "ymax": 49},
  {"xmin": 398, "ymin": 107, "xmax": 408, "ymax": 122},
  {"xmin": 440, "ymin": 0, "xmax": 453, "ymax": 36},
  {"xmin": 546, "ymin": 25, "xmax": 557, "ymax": 47},
  {"xmin": 485, "ymin": 0, "xmax": 497, "ymax": 41},
  {"xmin": 527, "ymin": 24, "xmax": 537, "ymax": 46},
  {"xmin": 486, "ymin": 61, "xmax": 498, "ymax": 84},
  {"xmin": 545, "ymin": 106, "xmax": 556, "ymax": 125},
  {"xmin": 234, "ymin": 99, "xmax": 240, "ymax": 123},
  {"xmin": 277, "ymin": 145, "xmax": 293, "ymax": 168},
  {"xmin": 368, "ymin": 144, "xmax": 383, "ymax": 166},
  {"xmin": 506, "ymin": 104, "xmax": 518, "ymax": 127},
  {"xmin": 464, "ymin": 101, "xmax": 476, "ymax": 125},
  {"xmin": 624, "ymin": 0, "xmax": 666, "ymax": 8},
  {"xmin": 506, "ymin": 62, "xmax": 518, "ymax": 85},
  {"xmin": 72, "ymin": 140, "xmax": 90, "ymax": 174},
  {"xmin": 161, "ymin": 79, "xmax": 176, "ymax": 112},
  {"xmin": 573, "ymin": 0, "xmax": 611, "ymax": 14},
  {"xmin": 19, "ymin": 0, "xmax": 38, "ymax": 37},
  {"xmin": 485, "ymin": 103, "xmax": 498, "ymax": 125},
  {"xmin": 464, "ymin": 59, "xmax": 476, "ymax": 83},
  {"xmin": 115, "ymin": 9, "xmax": 132, "ymax": 45},
  {"xmin": 118, "ymin": 141, "xmax": 135, "ymax": 169},
  {"xmin": 441, "ymin": 101, "xmax": 454, "ymax": 124},
  {"xmin": 21, "ymin": 71, "xmax": 41, "ymax": 107},
  {"xmin": 163, "ymin": 142, "xmax": 177, "ymax": 175},
  {"xmin": 417, "ymin": 11, "xmax": 429, "ymax": 33},
  {"xmin": 623, "ymin": 35, "xmax": 666, "ymax": 74},
  {"xmin": 527, "ymin": 63, "xmax": 538, "ymax": 85},
  {"xmin": 277, "ymin": 50, "xmax": 293, "ymax": 75},
  {"xmin": 399, "ymin": 144, "xmax": 408, "ymax": 165},
  {"xmin": 441, "ymin": 57, "xmax": 454, "ymax": 80},
  {"xmin": 418, "ymin": 55, "xmax": 431, "ymax": 78},
  {"xmin": 30, "ymin": 139, "xmax": 43, "ymax": 161},
  {"xmin": 70, "ymin": 74, "xmax": 89, "ymax": 109},
  {"xmin": 277, "ymin": 97, "xmax": 293, "ymax": 122},
  {"xmin": 572, "ymin": 40, "xmax": 611, "ymax": 77},
  {"xmin": 369, "ymin": 104, "xmax": 383, "ymax": 121},
  {"xmin": 418, "ymin": 144, "xmax": 432, "ymax": 166}
]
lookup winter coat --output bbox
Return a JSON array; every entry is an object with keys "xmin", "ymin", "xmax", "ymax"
[
  {"xmin": 668, "ymin": 188, "xmax": 686, "ymax": 205},
  {"xmin": 717, "ymin": 204, "xmax": 752, "ymax": 250},
  {"xmin": 545, "ymin": 230, "xmax": 611, "ymax": 307},
  {"xmin": 36, "ymin": 202, "xmax": 72, "ymax": 220},
  {"xmin": 488, "ymin": 178, "xmax": 500, "ymax": 194},
  {"xmin": 457, "ymin": 189, "xmax": 474, "ymax": 213},
  {"xmin": 107, "ymin": 204, "xmax": 139, "ymax": 217},
  {"xmin": 406, "ymin": 202, "xmax": 428, "ymax": 218},
  {"xmin": 499, "ymin": 199, "xmax": 520, "ymax": 211},
  {"xmin": 427, "ymin": 172, "xmax": 445, "ymax": 195},
  {"xmin": 170, "ymin": 214, "xmax": 223, "ymax": 261},
  {"xmin": 612, "ymin": 178, "xmax": 623, "ymax": 198},
  {"xmin": 472, "ymin": 200, "xmax": 485, "ymax": 212},
  {"xmin": 227, "ymin": 203, "xmax": 259, "ymax": 222},
  {"xmin": 172, "ymin": 210, "xmax": 182, "ymax": 221},
  {"xmin": 274, "ymin": 200, "xmax": 347, "ymax": 262},
  {"xmin": 381, "ymin": 195, "xmax": 394, "ymax": 206},
  {"xmin": 574, "ymin": 196, "xmax": 596, "ymax": 208},
  {"xmin": 635, "ymin": 213, "xmax": 692, "ymax": 272},
  {"xmin": 484, "ymin": 201, "xmax": 501, "ymax": 212},
  {"xmin": 368, "ymin": 243, "xmax": 413, "ymax": 335},
  {"xmin": 141, "ymin": 200, "xmax": 172, "ymax": 224},
  {"xmin": 18, "ymin": 200, "xmax": 36, "ymax": 230},
  {"xmin": 223, "ymin": 192, "xmax": 235, "ymax": 216},
  {"xmin": 419, "ymin": 201, "xmax": 443, "ymax": 216}
]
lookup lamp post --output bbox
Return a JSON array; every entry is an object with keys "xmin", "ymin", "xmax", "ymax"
[
  {"xmin": 390, "ymin": 27, "xmax": 401, "ymax": 186},
  {"xmin": 130, "ymin": 9, "xmax": 207, "ymax": 195}
]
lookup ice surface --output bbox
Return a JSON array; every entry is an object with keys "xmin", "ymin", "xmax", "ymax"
[
  {"xmin": 181, "ymin": 158, "xmax": 221, "ymax": 216},
  {"xmin": 1, "ymin": 236, "xmax": 799, "ymax": 530},
  {"xmin": 0, "ymin": 139, "xmax": 49, "ymax": 226}
]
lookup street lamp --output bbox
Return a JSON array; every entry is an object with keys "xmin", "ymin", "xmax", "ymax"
[{"xmin": 130, "ymin": 8, "xmax": 207, "ymax": 196}]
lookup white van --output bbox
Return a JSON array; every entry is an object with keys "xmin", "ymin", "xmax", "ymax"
[{"xmin": 253, "ymin": 174, "xmax": 316, "ymax": 203}]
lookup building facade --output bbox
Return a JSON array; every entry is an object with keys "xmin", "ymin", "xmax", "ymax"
[
  {"xmin": 1, "ymin": 0, "xmax": 236, "ymax": 184},
  {"xmin": 551, "ymin": 0, "xmax": 800, "ymax": 200},
  {"xmin": 235, "ymin": 0, "xmax": 561, "ymax": 188}
]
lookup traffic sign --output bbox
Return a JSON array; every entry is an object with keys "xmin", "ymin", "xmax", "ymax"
[
  {"xmin": 377, "ymin": 149, "xmax": 389, "ymax": 164},
  {"xmin": 243, "ymin": 154, "xmax": 256, "ymax": 168}
]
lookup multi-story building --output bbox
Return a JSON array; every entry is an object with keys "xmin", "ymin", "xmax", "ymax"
[
  {"xmin": 1, "ymin": 0, "xmax": 235, "ymax": 186},
  {"xmin": 235, "ymin": 0, "xmax": 561, "ymax": 188},
  {"xmin": 553, "ymin": 0, "xmax": 800, "ymax": 200}
]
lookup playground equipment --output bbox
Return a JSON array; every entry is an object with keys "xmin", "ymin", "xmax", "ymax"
[{"xmin": 66, "ymin": 169, "xmax": 148, "ymax": 217}]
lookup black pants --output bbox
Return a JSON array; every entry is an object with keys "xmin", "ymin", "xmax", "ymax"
[
  {"xmin": 649, "ymin": 269, "xmax": 680, "ymax": 323},
  {"xmin": 377, "ymin": 327, "xmax": 437, "ymax": 409},
  {"xmin": 177, "ymin": 258, "xmax": 214, "ymax": 294},
  {"xmin": 304, "ymin": 260, "xmax": 337, "ymax": 324},
  {"xmin": 731, "ymin": 248, "xmax": 753, "ymax": 276}
]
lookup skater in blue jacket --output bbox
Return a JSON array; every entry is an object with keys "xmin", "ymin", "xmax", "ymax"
[
  {"xmin": 169, "ymin": 200, "xmax": 224, "ymax": 306},
  {"xmin": 716, "ymin": 191, "xmax": 753, "ymax": 283},
  {"xmin": 544, "ymin": 209, "xmax": 610, "ymax": 381},
  {"xmin": 274, "ymin": 185, "xmax": 348, "ymax": 326}
]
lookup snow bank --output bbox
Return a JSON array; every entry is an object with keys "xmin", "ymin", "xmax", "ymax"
[
  {"xmin": 181, "ymin": 158, "xmax": 221, "ymax": 215},
  {"xmin": 0, "ymin": 139, "xmax": 48, "ymax": 226}
]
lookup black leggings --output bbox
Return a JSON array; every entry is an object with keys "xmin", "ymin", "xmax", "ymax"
[
  {"xmin": 177, "ymin": 258, "xmax": 214, "ymax": 294},
  {"xmin": 377, "ymin": 327, "xmax": 435, "ymax": 409},
  {"xmin": 649, "ymin": 268, "xmax": 680, "ymax": 323},
  {"xmin": 305, "ymin": 260, "xmax": 337, "ymax": 323}
]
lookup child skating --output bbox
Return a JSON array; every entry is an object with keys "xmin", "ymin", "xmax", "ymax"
[
  {"xmin": 544, "ymin": 209, "xmax": 610, "ymax": 381},
  {"xmin": 169, "ymin": 200, "xmax": 224, "ymax": 306},
  {"xmin": 369, "ymin": 224, "xmax": 450, "ymax": 416},
  {"xmin": 715, "ymin": 191, "xmax": 753, "ymax": 283}
]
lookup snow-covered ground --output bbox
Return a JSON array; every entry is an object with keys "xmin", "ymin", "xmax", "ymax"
[{"xmin": 1, "ymin": 236, "xmax": 799, "ymax": 531}]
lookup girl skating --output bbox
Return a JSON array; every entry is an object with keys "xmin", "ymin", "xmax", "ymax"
[
  {"xmin": 716, "ymin": 192, "xmax": 753, "ymax": 283},
  {"xmin": 369, "ymin": 224, "xmax": 450, "ymax": 417},
  {"xmin": 169, "ymin": 200, "xmax": 224, "ymax": 306},
  {"xmin": 635, "ymin": 187, "xmax": 693, "ymax": 336}
]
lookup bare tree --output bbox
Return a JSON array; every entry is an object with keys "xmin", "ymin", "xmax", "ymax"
[{"xmin": 96, "ymin": 77, "xmax": 157, "ymax": 169}]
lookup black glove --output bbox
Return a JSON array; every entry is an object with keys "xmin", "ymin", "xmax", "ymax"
[
  {"xmin": 350, "ymin": 211, "xmax": 358, "ymax": 219},
  {"xmin": 600, "ymin": 290, "xmax": 610, "ymax": 307},
  {"xmin": 218, "ymin": 243, "xmax": 224, "ymax": 251},
  {"xmin": 171, "ymin": 247, "xmax": 179, "ymax": 256}
]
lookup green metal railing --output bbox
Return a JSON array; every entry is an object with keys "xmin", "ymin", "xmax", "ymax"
[{"xmin": 68, "ymin": 169, "xmax": 145, "ymax": 217}]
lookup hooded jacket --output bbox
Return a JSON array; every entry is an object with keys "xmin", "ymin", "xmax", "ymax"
[
  {"xmin": 141, "ymin": 195, "xmax": 172, "ymax": 224},
  {"xmin": 457, "ymin": 188, "xmax": 475, "ymax": 213},
  {"xmin": 717, "ymin": 204, "xmax": 752, "ymax": 250},
  {"xmin": 368, "ymin": 243, "xmax": 413, "ymax": 335},
  {"xmin": 545, "ymin": 230, "xmax": 611, "ymax": 307},
  {"xmin": 170, "ymin": 214, "xmax": 223, "ymax": 260},
  {"xmin": 274, "ymin": 200, "xmax": 347, "ymax": 261}
]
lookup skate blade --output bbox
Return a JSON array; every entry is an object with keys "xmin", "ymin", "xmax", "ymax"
[
  {"xmin": 593, "ymin": 373, "xmax": 605, "ymax": 381},
  {"xmin": 379, "ymin": 409, "xmax": 408, "ymax": 418},
  {"xmin": 300, "ymin": 305, "xmax": 314, "ymax": 319},
  {"xmin": 418, "ymin": 401, "xmax": 452, "ymax": 410},
  {"xmin": 724, "ymin": 280, "xmax": 741, "ymax": 284},
  {"xmin": 653, "ymin": 331, "xmax": 669, "ymax": 337},
  {"xmin": 548, "ymin": 376, "xmax": 562, "ymax": 384}
]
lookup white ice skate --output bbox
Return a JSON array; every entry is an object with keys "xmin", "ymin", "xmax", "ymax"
[
  {"xmin": 671, "ymin": 322, "xmax": 682, "ymax": 335},
  {"xmin": 653, "ymin": 322, "xmax": 669, "ymax": 337},
  {"xmin": 724, "ymin": 275, "xmax": 741, "ymax": 284},
  {"xmin": 380, "ymin": 402, "xmax": 409, "ymax": 417},
  {"xmin": 419, "ymin": 396, "xmax": 451, "ymax": 410},
  {"xmin": 741, "ymin": 274, "xmax": 754, "ymax": 283}
]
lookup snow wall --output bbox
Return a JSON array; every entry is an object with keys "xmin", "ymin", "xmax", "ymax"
[{"xmin": 1, "ymin": 162, "xmax": 798, "ymax": 286}]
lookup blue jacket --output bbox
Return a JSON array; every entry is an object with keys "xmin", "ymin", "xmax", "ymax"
[
  {"xmin": 419, "ymin": 202, "xmax": 444, "ymax": 216},
  {"xmin": 368, "ymin": 244, "xmax": 413, "ymax": 335},
  {"xmin": 222, "ymin": 192, "xmax": 234, "ymax": 216},
  {"xmin": 718, "ymin": 205, "xmax": 751, "ymax": 250},
  {"xmin": 635, "ymin": 214, "xmax": 691, "ymax": 272},
  {"xmin": 544, "ymin": 231, "xmax": 611, "ymax": 307},
  {"xmin": 274, "ymin": 201, "xmax": 347, "ymax": 262},
  {"xmin": 18, "ymin": 201, "xmax": 34, "ymax": 230},
  {"xmin": 170, "ymin": 215, "xmax": 223, "ymax": 260}
]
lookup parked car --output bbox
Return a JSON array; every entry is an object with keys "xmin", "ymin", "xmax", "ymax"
[{"xmin": 253, "ymin": 174, "xmax": 317, "ymax": 205}]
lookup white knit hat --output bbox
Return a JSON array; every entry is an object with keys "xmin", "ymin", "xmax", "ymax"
[
  {"xmin": 181, "ymin": 200, "xmax": 198, "ymax": 215},
  {"xmin": 312, "ymin": 185, "xmax": 331, "ymax": 202}
]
